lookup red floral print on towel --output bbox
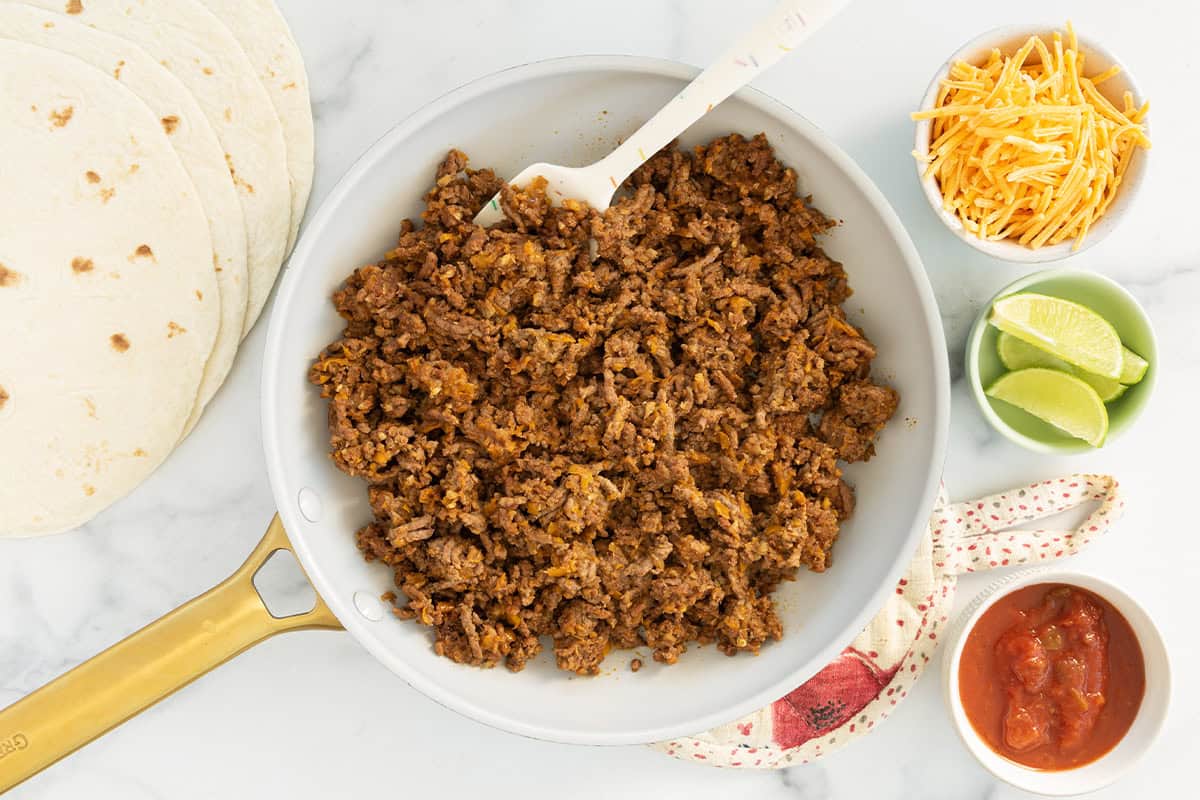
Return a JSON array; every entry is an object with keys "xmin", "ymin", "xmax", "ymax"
[{"xmin": 771, "ymin": 647, "xmax": 899, "ymax": 748}]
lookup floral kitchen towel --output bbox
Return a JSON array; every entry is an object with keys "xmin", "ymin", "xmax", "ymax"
[{"xmin": 651, "ymin": 474, "xmax": 1123, "ymax": 768}]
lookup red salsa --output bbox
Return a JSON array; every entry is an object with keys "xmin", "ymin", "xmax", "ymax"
[{"xmin": 958, "ymin": 583, "xmax": 1145, "ymax": 770}]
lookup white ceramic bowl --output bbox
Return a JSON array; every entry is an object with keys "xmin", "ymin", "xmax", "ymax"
[
  {"xmin": 913, "ymin": 25, "xmax": 1150, "ymax": 263},
  {"xmin": 942, "ymin": 570, "xmax": 1170, "ymax": 795},
  {"xmin": 264, "ymin": 56, "xmax": 950, "ymax": 744}
]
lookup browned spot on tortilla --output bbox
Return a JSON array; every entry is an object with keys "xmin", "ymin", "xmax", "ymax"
[
  {"xmin": 161, "ymin": 115, "xmax": 179, "ymax": 134},
  {"xmin": 195, "ymin": 289, "xmax": 203, "ymax": 301},
  {"xmin": 83, "ymin": 397, "xmax": 97, "ymax": 418},
  {"xmin": 132, "ymin": 244, "xmax": 155, "ymax": 261},
  {"xmin": 49, "ymin": 106, "xmax": 74, "ymax": 127},
  {"xmin": 282, "ymin": 81, "xmax": 297, "ymax": 90},
  {"xmin": 133, "ymin": 447, "xmax": 147, "ymax": 457},
  {"xmin": 167, "ymin": 321, "xmax": 186, "ymax": 338},
  {"xmin": 99, "ymin": 187, "xmax": 115, "ymax": 203},
  {"xmin": 202, "ymin": 66, "xmax": 214, "ymax": 75},
  {"xmin": 113, "ymin": 59, "xmax": 125, "ymax": 79},
  {"xmin": 0, "ymin": 385, "xmax": 8, "ymax": 409},
  {"xmin": 0, "ymin": 263, "xmax": 20, "ymax": 287},
  {"xmin": 43, "ymin": 21, "xmax": 54, "ymax": 28},
  {"xmin": 129, "ymin": 163, "xmax": 139, "ymax": 174},
  {"xmin": 30, "ymin": 104, "xmax": 37, "ymax": 112},
  {"xmin": 65, "ymin": 0, "xmax": 82, "ymax": 14},
  {"xmin": 224, "ymin": 153, "xmax": 254, "ymax": 194},
  {"xmin": 223, "ymin": 107, "xmax": 232, "ymax": 122},
  {"xmin": 71, "ymin": 257, "xmax": 94, "ymax": 273},
  {"xmin": 85, "ymin": 170, "xmax": 101, "ymax": 183},
  {"xmin": 82, "ymin": 484, "xmax": 95, "ymax": 496},
  {"xmin": 110, "ymin": 333, "xmax": 130, "ymax": 352}
]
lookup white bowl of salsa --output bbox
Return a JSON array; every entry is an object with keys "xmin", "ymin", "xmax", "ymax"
[{"xmin": 942, "ymin": 570, "xmax": 1169, "ymax": 795}]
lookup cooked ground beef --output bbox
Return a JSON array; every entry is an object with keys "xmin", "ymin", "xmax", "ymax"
[{"xmin": 310, "ymin": 133, "xmax": 899, "ymax": 675}]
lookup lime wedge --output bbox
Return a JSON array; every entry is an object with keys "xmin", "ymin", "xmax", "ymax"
[
  {"xmin": 989, "ymin": 294, "xmax": 1123, "ymax": 379},
  {"xmin": 996, "ymin": 333, "xmax": 1126, "ymax": 402},
  {"xmin": 1119, "ymin": 346, "xmax": 1149, "ymax": 385},
  {"xmin": 986, "ymin": 368, "xmax": 1109, "ymax": 447},
  {"xmin": 1084, "ymin": 373, "xmax": 1126, "ymax": 403}
]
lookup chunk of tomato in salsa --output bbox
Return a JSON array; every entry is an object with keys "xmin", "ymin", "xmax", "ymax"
[{"xmin": 994, "ymin": 588, "xmax": 1109, "ymax": 753}]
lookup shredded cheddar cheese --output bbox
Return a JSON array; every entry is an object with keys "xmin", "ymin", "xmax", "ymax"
[{"xmin": 912, "ymin": 23, "xmax": 1150, "ymax": 250}]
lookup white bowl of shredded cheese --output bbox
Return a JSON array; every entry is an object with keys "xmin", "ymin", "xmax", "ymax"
[{"xmin": 913, "ymin": 24, "xmax": 1150, "ymax": 263}]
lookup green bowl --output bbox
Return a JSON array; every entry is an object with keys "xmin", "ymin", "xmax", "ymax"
[{"xmin": 965, "ymin": 269, "xmax": 1157, "ymax": 453}]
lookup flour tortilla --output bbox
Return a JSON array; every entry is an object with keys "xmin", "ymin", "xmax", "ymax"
[
  {"xmin": 0, "ymin": 2, "xmax": 248, "ymax": 436},
  {"xmin": 19, "ymin": 0, "xmax": 292, "ymax": 335},
  {"xmin": 198, "ymin": 0, "xmax": 314, "ymax": 255},
  {"xmin": 0, "ymin": 40, "xmax": 219, "ymax": 536}
]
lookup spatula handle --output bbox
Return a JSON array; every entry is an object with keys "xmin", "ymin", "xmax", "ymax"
[
  {"xmin": 0, "ymin": 515, "xmax": 341, "ymax": 794},
  {"xmin": 595, "ymin": 0, "xmax": 848, "ymax": 185}
]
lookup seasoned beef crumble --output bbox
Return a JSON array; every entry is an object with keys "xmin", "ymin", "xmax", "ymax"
[{"xmin": 310, "ymin": 134, "xmax": 899, "ymax": 675}]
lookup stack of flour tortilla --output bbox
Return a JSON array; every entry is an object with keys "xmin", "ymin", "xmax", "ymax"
[{"xmin": 0, "ymin": 0, "xmax": 313, "ymax": 536}]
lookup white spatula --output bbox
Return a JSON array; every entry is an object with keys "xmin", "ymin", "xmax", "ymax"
[{"xmin": 474, "ymin": 0, "xmax": 849, "ymax": 226}]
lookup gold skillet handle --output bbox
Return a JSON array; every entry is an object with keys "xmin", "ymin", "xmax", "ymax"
[{"xmin": 0, "ymin": 515, "xmax": 342, "ymax": 794}]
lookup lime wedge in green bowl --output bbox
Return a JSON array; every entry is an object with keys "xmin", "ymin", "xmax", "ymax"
[
  {"xmin": 1119, "ymin": 347, "xmax": 1150, "ymax": 384},
  {"xmin": 996, "ymin": 333, "xmax": 1127, "ymax": 402},
  {"xmin": 986, "ymin": 368, "xmax": 1109, "ymax": 447},
  {"xmin": 989, "ymin": 293, "xmax": 1124, "ymax": 379}
]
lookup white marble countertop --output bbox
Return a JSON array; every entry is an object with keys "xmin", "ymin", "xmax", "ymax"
[{"xmin": 3, "ymin": 0, "xmax": 1197, "ymax": 797}]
